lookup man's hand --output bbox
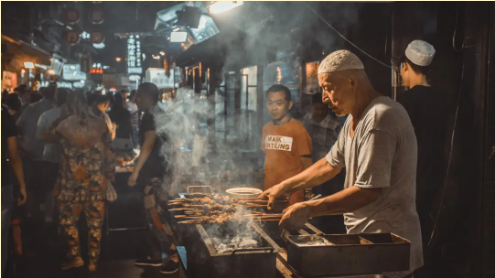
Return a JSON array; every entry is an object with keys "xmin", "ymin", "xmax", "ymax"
[
  {"xmin": 258, "ymin": 183, "xmax": 286, "ymax": 210},
  {"xmin": 18, "ymin": 183, "xmax": 27, "ymax": 205},
  {"xmin": 128, "ymin": 171, "xmax": 139, "ymax": 187},
  {"xmin": 279, "ymin": 202, "xmax": 312, "ymax": 231}
]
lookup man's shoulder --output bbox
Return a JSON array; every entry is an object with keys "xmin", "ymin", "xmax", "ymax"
[
  {"xmin": 365, "ymin": 96, "xmax": 411, "ymax": 129},
  {"xmin": 288, "ymin": 119, "xmax": 310, "ymax": 134}
]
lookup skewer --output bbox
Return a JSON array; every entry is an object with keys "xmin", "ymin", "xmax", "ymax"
[{"xmin": 177, "ymin": 218, "xmax": 281, "ymax": 224}]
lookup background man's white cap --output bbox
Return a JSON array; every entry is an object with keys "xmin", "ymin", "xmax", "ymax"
[
  {"xmin": 405, "ymin": 40, "xmax": 436, "ymax": 67},
  {"xmin": 318, "ymin": 50, "xmax": 365, "ymax": 74}
]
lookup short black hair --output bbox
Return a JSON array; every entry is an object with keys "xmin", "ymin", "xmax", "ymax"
[
  {"xmin": 94, "ymin": 94, "xmax": 110, "ymax": 105},
  {"xmin": 266, "ymin": 84, "xmax": 292, "ymax": 102},
  {"xmin": 138, "ymin": 82, "xmax": 160, "ymax": 102},
  {"xmin": 43, "ymin": 85, "xmax": 56, "ymax": 100},
  {"xmin": 56, "ymin": 88, "xmax": 69, "ymax": 107},
  {"xmin": 113, "ymin": 92, "xmax": 124, "ymax": 107},
  {"xmin": 5, "ymin": 93, "xmax": 22, "ymax": 112},
  {"xmin": 400, "ymin": 54, "xmax": 431, "ymax": 77},
  {"xmin": 30, "ymin": 93, "xmax": 42, "ymax": 103}
]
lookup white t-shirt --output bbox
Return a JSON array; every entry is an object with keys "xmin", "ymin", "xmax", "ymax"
[{"xmin": 326, "ymin": 96, "xmax": 423, "ymax": 277}]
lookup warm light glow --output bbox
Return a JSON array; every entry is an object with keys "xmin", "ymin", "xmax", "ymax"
[
  {"xmin": 209, "ymin": 1, "xmax": 243, "ymax": 14},
  {"xmin": 115, "ymin": 57, "xmax": 122, "ymax": 62},
  {"xmin": 47, "ymin": 69, "xmax": 56, "ymax": 75},
  {"xmin": 152, "ymin": 55, "xmax": 161, "ymax": 60},
  {"xmin": 93, "ymin": 42, "xmax": 105, "ymax": 49},
  {"xmin": 21, "ymin": 69, "xmax": 26, "ymax": 74},
  {"xmin": 160, "ymin": 51, "xmax": 165, "ymax": 56},
  {"xmin": 24, "ymin": 62, "xmax": 35, "ymax": 69},
  {"xmin": 276, "ymin": 67, "xmax": 282, "ymax": 84},
  {"xmin": 171, "ymin": 31, "xmax": 188, "ymax": 43}
]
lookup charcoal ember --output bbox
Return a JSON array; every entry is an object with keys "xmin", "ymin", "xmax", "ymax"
[{"xmin": 211, "ymin": 236, "xmax": 260, "ymax": 253}]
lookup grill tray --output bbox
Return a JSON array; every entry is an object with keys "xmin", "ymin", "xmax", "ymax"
[
  {"xmin": 177, "ymin": 193, "xmax": 281, "ymax": 278},
  {"xmin": 286, "ymin": 233, "xmax": 411, "ymax": 277}
]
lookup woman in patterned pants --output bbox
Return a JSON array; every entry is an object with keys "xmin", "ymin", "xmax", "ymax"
[{"xmin": 46, "ymin": 90, "xmax": 115, "ymax": 272}]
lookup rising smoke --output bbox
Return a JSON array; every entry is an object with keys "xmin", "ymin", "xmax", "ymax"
[{"xmin": 151, "ymin": 1, "xmax": 363, "ymax": 195}]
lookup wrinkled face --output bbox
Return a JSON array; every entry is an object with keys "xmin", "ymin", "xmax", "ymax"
[
  {"xmin": 318, "ymin": 72, "xmax": 355, "ymax": 117},
  {"xmin": 399, "ymin": 62, "xmax": 410, "ymax": 88},
  {"xmin": 311, "ymin": 102, "xmax": 329, "ymax": 122},
  {"xmin": 266, "ymin": 91, "xmax": 293, "ymax": 121}
]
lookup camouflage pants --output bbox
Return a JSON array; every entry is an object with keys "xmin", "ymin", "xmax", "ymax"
[
  {"xmin": 143, "ymin": 178, "xmax": 176, "ymax": 259},
  {"xmin": 59, "ymin": 201, "xmax": 105, "ymax": 263}
]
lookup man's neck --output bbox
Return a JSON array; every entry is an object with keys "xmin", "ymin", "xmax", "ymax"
[
  {"xmin": 350, "ymin": 88, "xmax": 382, "ymax": 121},
  {"xmin": 408, "ymin": 74, "xmax": 430, "ymax": 89},
  {"xmin": 273, "ymin": 113, "xmax": 291, "ymax": 126}
]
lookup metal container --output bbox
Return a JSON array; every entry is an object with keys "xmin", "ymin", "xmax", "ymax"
[{"xmin": 286, "ymin": 233, "xmax": 411, "ymax": 277}]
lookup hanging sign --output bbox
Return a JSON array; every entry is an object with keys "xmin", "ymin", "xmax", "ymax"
[
  {"xmin": 89, "ymin": 8, "xmax": 104, "ymax": 24},
  {"xmin": 90, "ymin": 31, "xmax": 105, "ymax": 44},
  {"xmin": 64, "ymin": 30, "xmax": 81, "ymax": 44},
  {"xmin": 127, "ymin": 35, "xmax": 142, "ymax": 74},
  {"xmin": 65, "ymin": 8, "xmax": 80, "ymax": 24}
]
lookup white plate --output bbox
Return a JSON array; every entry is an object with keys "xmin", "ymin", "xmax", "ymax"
[{"xmin": 226, "ymin": 187, "xmax": 263, "ymax": 199}]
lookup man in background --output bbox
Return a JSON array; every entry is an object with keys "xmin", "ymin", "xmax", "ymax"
[
  {"xmin": 302, "ymin": 93, "xmax": 346, "ymax": 233},
  {"xmin": 2, "ymin": 105, "xmax": 26, "ymax": 275},
  {"xmin": 262, "ymin": 84, "xmax": 313, "ymax": 205},
  {"xmin": 127, "ymin": 90, "xmax": 140, "ymax": 147},
  {"xmin": 398, "ymin": 39, "xmax": 449, "ymax": 277},
  {"xmin": 16, "ymin": 85, "xmax": 56, "ymax": 219},
  {"xmin": 36, "ymin": 88, "xmax": 69, "ymax": 223},
  {"xmin": 128, "ymin": 83, "xmax": 179, "ymax": 275}
]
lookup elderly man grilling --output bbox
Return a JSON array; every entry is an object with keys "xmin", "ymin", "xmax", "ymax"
[{"xmin": 260, "ymin": 50, "xmax": 423, "ymax": 278}]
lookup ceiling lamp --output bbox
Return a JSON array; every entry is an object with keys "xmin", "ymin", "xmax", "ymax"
[{"xmin": 209, "ymin": 1, "xmax": 243, "ymax": 14}]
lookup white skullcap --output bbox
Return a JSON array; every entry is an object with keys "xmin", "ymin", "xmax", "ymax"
[
  {"xmin": 318, "ymin": 50, "xmax": 365, "ymax": 74},
  {"xmin": 405, "ymin": 40, "xmax": 436, "ymax": 67}
]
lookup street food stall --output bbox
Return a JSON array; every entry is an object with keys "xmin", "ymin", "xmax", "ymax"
[{"xmin": 165, "ymin": 191, "xmax": 411, "ymax": 278}]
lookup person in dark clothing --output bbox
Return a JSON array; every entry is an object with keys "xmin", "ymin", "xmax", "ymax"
[
  {"xmin": 1, "ymin": 90, "xmax": 9, "ymax": 104},
  {"xmin": 108, "ymin": 93, "xmax": 132, "ymax": 142},
  {"xmin": 398, "ymin": 40, "xmax": 449, "ymax": 275},
  {"xmin": 127, "ymin": 83, "xmax": 179, "ymax": 275},
  {"xmin": 2, "ymin": 106, "xmax": 27, "ymax": 275},
  {"xmin": 91, "ymin": 94, "xmax": 116, "ymax": 140},
  {"xmin": 5, "ymin": 93, "xmax": 23, "ymax": 122},
  {"xmin": 29, "ymin": 92, "xmax": 42, "ymax": 104}
]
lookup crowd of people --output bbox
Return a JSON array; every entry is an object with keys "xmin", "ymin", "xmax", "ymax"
[{"xmin": 1, "ymin": 84, "xmax": 141, "ymax": 274}]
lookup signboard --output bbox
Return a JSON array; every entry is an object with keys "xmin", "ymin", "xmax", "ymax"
[
  {"xmin": 90, "ymin": 31, "xmax": 105, "ymax": 44},
  {"xmin": 65, "ymin": 30, "xmax": 80, "ymax": 44},
  {"xmin": 127, "ymin": 35, "xmax": 142, "ymax": 74},
  {"xmin": 128, "ymin": 67, "xmax": 142, "ymax": 74},
  {"xmin": 129, "ymin": 75, "xmax": 141, "ymax": 81},
  {"xmin": 65, "ymin": 8, "xmax": 80, "ymax": 23},
  {"xmin": 62, "ymin": 64, "xmax": 87, "ymax": 81},
  {"xmin": 145, "ymin": 68, "xmax": 174, "ymax": 89},
  {"xmin": 56, "ymin": 81, "xmax": 73, "ymax": 89}
]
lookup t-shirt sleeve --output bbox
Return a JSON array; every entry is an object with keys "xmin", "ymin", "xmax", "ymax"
[
  {"xmin": 16, "ymin": 107, "xmax": 27, "ymax": 128},
  {"xmin": 326, "ymin": 122, "xmax": 346, "ymax": 168},
  {"xmin": 141, "ymin": 112, "xmax": 156, "ymax": 133},
  {"xmin": 354, "ymin": 130, "xmax": 396, "ymax": 189},
  {"xmin": 297, "ymin": 127, "xmax": 312, "ymax": 157},
  {"xmin": 36, "ymin": 114, "xmax": 48, "ymax": 141}
]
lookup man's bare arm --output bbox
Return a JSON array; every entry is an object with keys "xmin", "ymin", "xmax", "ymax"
[
  {"xmin": 259, "ymin": 158, "xmax": 342, "ymax": 209},
  {"xmin": 305, "ymin": 186, "xmax": 381, "ymax": 216}
]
